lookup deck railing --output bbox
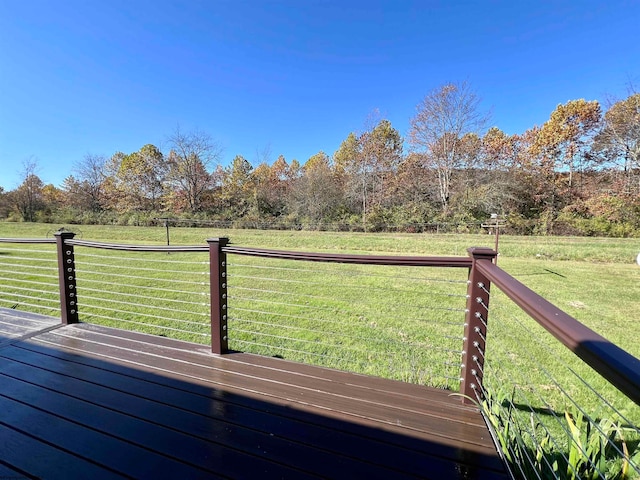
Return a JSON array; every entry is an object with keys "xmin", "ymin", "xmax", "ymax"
[
  {"xmin": 1, "ymin": 233, "xmax": 639, "ymax": 478},
  {"xmin": 219, "ymin": 243, "xmax": 479, "ymax": 389}
]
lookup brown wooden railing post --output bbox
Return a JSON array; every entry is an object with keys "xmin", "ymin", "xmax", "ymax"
[
  {"xmin": 54, "ymin": 230, "xmax": 79, "ymax": 324},
  {"xmin": 460, "ymin": 247, "xmax": 497, "ymax": 404},
  {"xmin": 208, "ymin": 237, "xmax": 229, "ymax": 354}
]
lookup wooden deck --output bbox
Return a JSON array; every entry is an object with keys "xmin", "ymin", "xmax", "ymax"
[{"xmin": 0, "ymin": 308, "xmax": 508, "ymax": 479}]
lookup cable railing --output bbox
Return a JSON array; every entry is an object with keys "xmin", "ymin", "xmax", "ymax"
[
  {"xmin": 0, "ymin": 239, "xmax": 60, "ymax": 316},
  {"xmin": 70, "ymin": 242, "xmax": 211, "ymax": 344},
  {"xmin": 470, "ymin": 258, "xmax": 640, "ymax": 479},
  {"xmin": 2, "ymin": 233, "xmax": 639, "ymax": 479},
  {"xmin": 225, "ymin": 254, "xmax": 469, "ymax": 387}
]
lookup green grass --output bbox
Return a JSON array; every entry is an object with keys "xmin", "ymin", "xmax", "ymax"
[{"xmin": 2, "ymin": 221, "xmax": 639, "ymax": 476}]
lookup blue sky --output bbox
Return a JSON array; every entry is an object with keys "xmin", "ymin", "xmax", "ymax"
[{"xmin": 1, "ymin": 0, "xmax": 639, "ymax": 190}]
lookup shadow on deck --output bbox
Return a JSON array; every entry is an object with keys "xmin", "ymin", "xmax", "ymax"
[{"xmin": 0, "ymin": 308, "xmax": 507, "ymax": 479}]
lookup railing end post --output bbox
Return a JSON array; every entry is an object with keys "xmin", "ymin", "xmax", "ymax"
[
  {"xmin": 460, "ymin": 247, "xmax": 496, "ymax": 403},
  {"xmin": 54, "ymin": 230, "xmax": 78, "ymax": 325},
  {"xmin": 208, "ymin": 237, "xmax": 229, "ymax": 354}
]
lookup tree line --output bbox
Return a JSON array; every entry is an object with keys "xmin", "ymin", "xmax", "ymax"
[{"xmin": 1, "ymin": 82, "xmax": 639, "ymax": 236}]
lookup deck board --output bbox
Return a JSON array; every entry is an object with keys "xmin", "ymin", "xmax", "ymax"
[
  {"xmin": 0, "ymin": 307, "xmax": 60, "ymax": 347},
  {"xmin": 0, "ymin": 308, "xmax": 508, "ymax": 479}
]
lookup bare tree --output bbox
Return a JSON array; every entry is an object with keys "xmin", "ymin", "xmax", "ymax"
[
  {"xmin": 166, "ymin": 126, "xmax": 223, "ymax": 213},
  {"xmin": 254, "ymin": 142, "xmax": 272, "ymax": 166},
  {"xmin": 409, "ymin": 81, "xmax": 488, "ymax": 211},
  {"xmin": 593, "ymin": 93, "xmax": 640, "ymax": 192},
  {"xmin": 72, "ymin": 153, "xmax": 107, "ymax": 212}
]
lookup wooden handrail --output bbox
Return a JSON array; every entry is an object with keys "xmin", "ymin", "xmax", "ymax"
[
  {"xmin": 67, "ymin": 239, "xmax": 207, "ymax": 253},
  {"xmin": 476, "ymin": 258, "xmax": 640, "ymax": 406},
  {"xmin": 222, "ymin": 246, "xmax": 473, "ymax": 268},
  {"xmin": 0, "ymin": 238, "xmax": 56, "ymax": 244}
]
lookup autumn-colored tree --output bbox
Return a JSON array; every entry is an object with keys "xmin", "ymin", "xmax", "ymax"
[
  {"xmin": 333, "ymin": 132, "xmax": 359, "ymax": 177},
  {"xmin": 41, "ymin": 184, "xmax": 64, "ymax": 211},
  {"xmin": 334, "ymin": 119, "xmax": 403, "ymax": 229},
  {"xmin": 252, "ymin": 162, "xmax": 272, "ymax": 215},
  {"xmin": 13, "ymin": 160, "xmax": 44, "ymax": 222},
  {"xmin": 253, "ymin": 155, "xmax": 295, "ymax": 217},
  {"xmin": 360, "ymin": 119, "xmax": 403, "ymax": 209},
  {"xmin": 102, "ymin": 145, "xmax": 167, "ymax": 212},
  {"xmin": 409, "ymin": 82, "xmax": 488, "ymax": 211},
  {"xmin": 454, "ymin": 132, "xmax": 483, "ymax": 203},
  {"xmin": 471, "ymin": 127, "xmax": 522, "ymax": 215},
  {"xmin": 535, "ymin": 99, "xmax": 601, "ymax": 189},
  {"xmin": 220, "ymin": 155, "xmax": 255, "ymax": 218},
  {"xmin": 481, "ymin": 127, "xmax": 518, "ymax": 171},
  {"xmin": 270, "ymin": 154, "xmax": 296, "ymax": 210},
  {"xmin": 392, "ymin": 152, "xmax": 439, "ymax": 226},
  {"xmin": 290, "ymin": 151, "xmax": 341, "ymax": 225}
]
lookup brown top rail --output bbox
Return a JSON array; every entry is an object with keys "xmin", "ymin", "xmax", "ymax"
[
  {"xmin": 0, "ymin": 238, "xmax": 56, "ymax": 244},
  {"xmin": 476, "ymin": 258, "xmax": 640, "ymax": 406},
  {"xmin": 67, "ymin": 239, "xmax": 208, "ymax": 253},
  {"xmin": 223, "ymin": 246, "xmax": 474, "ymax": 268}
]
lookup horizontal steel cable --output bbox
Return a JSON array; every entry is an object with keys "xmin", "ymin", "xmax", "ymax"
[
  {"xmin": 78, "ymin": 284, "xmax": 208, "ymax": 307},
  {"xmin": 0, "ymin": 275, "xmax": 58, "ymax": 287},
  {"xmin": 78, "ymin": 291, "xmax": 208, "ymax": 318},
  {"xmin": 79, "ymin": 299, "xmax": 208, "ymax": 328},
  {"xmin": 1, "ymin": 285, "xmax": 59, "ymax": 297},
  {"xmin": 0, "ymin": 298, "xmax": 59, "ymax": 313},
  {"xmin": 231, "ymin": 286, "xmax": 466, "ymax": 326},
  {"xmin": 3, "ymin": 252, "xmax": 58, "ymax": 265},
  {"xmin": 75, "ymin": 275, "xmax": 208, "ymax": 296},
  {"xmin": 0, "ymin": 261, "xmax": 58, "ymax": 272},
  {"xmin": 74, "ymin": 268, "xmax": 208, "ymax": 287},
  {"xmin": 75, "ymin": 251, "xmax": 209, "ymax": 265},
  {"xmin": 76, "ymin": 259, "xmax": 208, "ymax": 276},
  {"xmin": 228, "ymin": 292, "xmax": 467, "ymax": 319},
  {"xmin": 0, "ymin": 293, "xmax": 59, "ymax": 307},
  {"xmin": 478, "ymin": 382, "xmax": 549, "ymax": 480},
  {"xmin": 229, "ymin": 272, "xmax": 467, "ymax": 298}
]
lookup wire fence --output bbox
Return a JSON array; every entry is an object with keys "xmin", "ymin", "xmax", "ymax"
[
  {"xmin": 72, "ymin": 247, "xmax": 211, "ymax": 344},
  {"xmin": 225, "ymin": 255, "xmax": 470, "ymax": 389},
  {"xmin": 154, "ymin": 216, "xmax": 496, "ymax": 233},
  {"xmin": 0, "ymin": 242, "xmax": 60, "ymax": 316},
  {"xmin": 480, "ymin": 289, "xmax": 640, "ymax": 480}
]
